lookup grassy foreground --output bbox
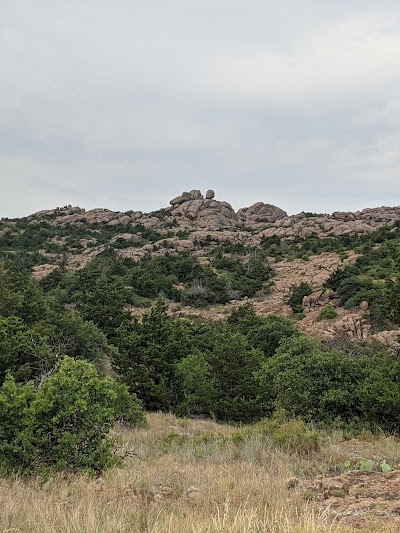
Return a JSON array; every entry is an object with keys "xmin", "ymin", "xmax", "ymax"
[{"xmin": 1, "ymin": 413, "xmax": 400, "ymax": 533}]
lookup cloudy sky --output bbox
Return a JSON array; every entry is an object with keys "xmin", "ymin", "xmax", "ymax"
[{"xmin": 1, "ymin": 1, "xmax": 399, "ymax": 218}]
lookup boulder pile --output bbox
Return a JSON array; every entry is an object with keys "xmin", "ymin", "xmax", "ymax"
[
  {"xmin": 28, "ymin": 190, "xmax": 400, "ymax": 241},
  {"xmin": 170, "ymin": 189, "xmax": 236, "ymax": 229}
]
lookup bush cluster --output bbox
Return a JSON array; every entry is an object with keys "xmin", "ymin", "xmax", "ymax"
[
  {"xmin": 325, "ymin": 233, "xmax": 400, "ymax": 328},
  {"xmin": 57, "ymin": 250, "xmax": 274, "ymax": 313},
  {"xmin": 0, "ymin": 258, "xmax": 145, "ymax": 475},
  {"xmin": 0, "ymin": 357, "xmax": 145, "ymax": 475},
  {"xmin": 317, "ymin": 305, "xmax": 337, "ymax": 321},
  {"xmin": 115, "ymin": 301, "xmax": 400, "ymax": 431}
]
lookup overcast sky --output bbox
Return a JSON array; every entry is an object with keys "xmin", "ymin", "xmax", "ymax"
[{"xmin": 1, "ymin": 1, "xmax": 399, "ymax": 218}]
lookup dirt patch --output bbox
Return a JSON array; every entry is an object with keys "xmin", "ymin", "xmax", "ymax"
[{"xmin": 293, "ymin": 468, "xmax": 400, "ymax": 529}]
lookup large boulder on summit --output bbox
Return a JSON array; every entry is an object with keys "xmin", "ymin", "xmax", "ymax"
[
  {"xmin": 169, "ymin": 190, "xmax": 237, "ymax": 229},
  {"xmin": 170, "ymin": 192, "xmax": 192, "ymax": 206},
  {"xmin": 237, "ymin": 202, "xmax": 287, "ymax": 225},
  {"xmin": 190, "ymin": 189, "xmax": 203, "ymax": 200},
  {"xmin": 205, "ymin": 189, "xmax": 215, "ymax": 199}
]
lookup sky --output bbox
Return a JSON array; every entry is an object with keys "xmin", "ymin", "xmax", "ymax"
[{"xmin": 1, "ymin": 0, "xmax": 399, "ymax": 218}]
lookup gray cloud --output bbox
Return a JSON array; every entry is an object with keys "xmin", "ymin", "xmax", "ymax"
[{"xmin": 0, "ymin": 0, "xmax": 399, "ymax": 218}]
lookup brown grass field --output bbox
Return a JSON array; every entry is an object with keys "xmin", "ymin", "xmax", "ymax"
[{"xmin": 1, "ymin": 412, "xmax": 400, "ymax": 532}]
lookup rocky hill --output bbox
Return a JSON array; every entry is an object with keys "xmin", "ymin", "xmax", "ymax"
[
  {"xmin": 22, "ymin": 188, "xmax": 400, "ymax": 237},
  {"xmin": 1, "ymin": 189, "xmax": 400, "ymax": 347},
  {"xmin": 3, "ymin": 189, "xmax": 399, "ymax": 265}
]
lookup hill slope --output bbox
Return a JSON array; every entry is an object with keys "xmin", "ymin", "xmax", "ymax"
[{"xmin": 1, "ymin": 189, "xmax": 400, "ymax": 346}]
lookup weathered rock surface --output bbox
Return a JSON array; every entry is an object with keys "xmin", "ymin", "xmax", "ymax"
[
  {"xmin": 32, "ymin": 264, "xmax": 59, "ymax": 280},
  {"xmin": 23, "ymin": 192, "xmax": 400, "ymax": 246},
  {"xmin": 302, "ymin": 289, "xmax": 338, "ymax": 313},
  {"xmin": 257, "ymin": 206, "xmax": 400, "ymax": 242},
  {"xmin": 169, "ymin": 190, "xmax": 237, "ymax": 229},
  {"xmin": 267, "ymin": 252, "xmax": 358, "ymax": 316},
  {"xmin": 297, "ymin": 308, "xmax": 372, "ymax": 341},
  {"xmin": 295, "ymin": 455, "xmax": 400, "ymax": 530},
  {"xmin": 369, "ymin": 330, "xmax": 400, "ymax": 353},
  {"xmin": 237, "ymin": 202, "xmax": 287, "ymax": 225}
]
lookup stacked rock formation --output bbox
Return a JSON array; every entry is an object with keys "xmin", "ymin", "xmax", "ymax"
[{"xmin": 169, "ymin": 189, "xmax": 236, "ymax": 229}]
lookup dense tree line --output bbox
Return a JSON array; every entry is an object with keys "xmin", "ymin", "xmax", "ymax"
[
  {"xmin": 0, "ymin": 256, "xmax": 145, "ymax": 475},
  {"xmin": 115, "ymin": 302, "xmax": 399, "ymax": 431}
]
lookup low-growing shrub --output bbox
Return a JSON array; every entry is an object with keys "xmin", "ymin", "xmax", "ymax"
[
  {"xmin": 159, "ymin": 431, "xmax": 190, "ymax": 452},
  {"xmin": 288, "ymin": 282, "xmax": 312, "ymax": 314},
  {"xmin": 237, "ymin": 412, "xmax": 321, "ymax": 454},
  {"xmin": 317, "ymin": 305, "xmax": 338, "ymax": 321},
  {"xmin": 255, "ymin": 418, "xmax": 320, "ymax": 454}
]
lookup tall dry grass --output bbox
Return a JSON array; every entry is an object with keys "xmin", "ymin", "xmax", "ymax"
[{"xmin": 1, "ymin": 412, "xmax": 396, "ymax": 533}]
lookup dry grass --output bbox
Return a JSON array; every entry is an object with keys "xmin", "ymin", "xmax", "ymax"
[{"xmin": 1, "ymin": 413, "xmax": 399, "ymax": 532}]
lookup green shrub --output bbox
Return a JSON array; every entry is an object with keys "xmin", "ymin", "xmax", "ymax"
[
  {"xmin": 359, "ymin": 458, "xmax": 374, "ymax": 472},
  {"xmin": 231, "ymin": 431, "xmax": 246, "ymax": 447},
  {"xmin": 227, "ymin": 305, "xmax": 299, "ymax": 358},
  {"xmin": 241, "ymin": 412, "xmax": 321, "ymax": 454},
  {"xmin": 257, "ymin": 336, "xmax": 363, "ymax": 424},
  {"xmin": 0, "ymin": 356, "xmax": 145, "ymax": 475},
  {"xmin": 317, "ymin": 305, "xmax": 338, "ymax": 321},
  {"xmin": 159, "ymin": 431, "xmax": 190, "ymax": 452},
  {"xmin": 270, "ymin": 419, "xmax": 320, "ymax": 453},
  {"xmin": 380, "ymin": 461, "xmax": 392, "ymax": 473},
  {"xmin": 356, "ymin": 351, "xmax": 400, "ymax": 431},
  {"xmin": 288, "ymin": 282, "xmax": 312, "ymax": 313}
]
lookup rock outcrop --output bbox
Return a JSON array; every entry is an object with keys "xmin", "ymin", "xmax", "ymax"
[
  {"xmin": 369, "ymin": 330, "xmax": 400, "ymax": 353},
  {"xmin": 169, "ymin": 190, "xmax": 237, "ymax": 229},
  {"xmin": 297, "ymin": 308, "xmax": 372, "ymax": 342},
  {"xmin": 302, "ymin": 289, "xmax": 340, "ymax": 313},
  {"xmin": 237, "ymin": 202, "xmax": 287, "ymax": 226},
  {"xmin": 32, "ymin": 264, "xmax": 59, "ymax": 280},
  {"xmin": 294, "ymin": 463, "xmax": 400, "ymax": 529},
  {"xmin": 25, "ymin": 191, "xmax": 400, "ymax": 244},
  {"xmin": 257, "ymin": 206, "xmax": 400, "ymax": 241},
  {"xmin": 5, "ymin": 189, "xmax": 400, "ymax": 346},
  {"xmin": 205, "ymin": 189, "xmax": 215, "ymax": 199}
]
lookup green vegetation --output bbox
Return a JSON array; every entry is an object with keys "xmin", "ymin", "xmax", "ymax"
[
  {"xmin": 2, "ymin": 214, "xmax": 400, "ymax": 478},
  {"xmin": 288, "ymin": 282, "xmax": 312, "ymax": 313},
  {"xmin": 0, "ymin": 357, "xmax": 144, "ymax": 475},
  {"xmin": 0, "ymin": 217, "xmax": 170, "ymax": 255},
  {"xmin": 236, "ymin": 411, "xmax": 321, "ymax": 454},
  {"xmin": 257, "ymin": 335, "xmax": 400, "ymax": 431},
  {"xmin": 211, "ymin": 252, "xmax": 273, "ymax": 298},
  {"xmin": 261, "ymin": 221, "xmax": 400, "ymax": 261},
  {"xmin": 325, "ymin": 226, "xmax": 400, "ymax": 328},
  {"xmin": 0, "ymin": 258, "xmax": 145, "ymax": 475},
  {"xmin": 2, "ymin": 250, "xmax": 400, "ymax": 438},
  {"xmin": 3, "ymin": 210, "xmax": 400, "ymax": 533},
  {"xmin": 317, "ymin": 305, "xmax": 338, "ymax": 321},
  {"xmin": 55, "ymin": 250, "xmax": 274, "ymax": 312}
]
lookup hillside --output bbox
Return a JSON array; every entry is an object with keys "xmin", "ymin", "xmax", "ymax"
[
  {"xmin": 2, "ymin": 190, "xmax": 400, "ymax": 270},
  {"xmin": 1, "ymin": 191, "xmax": 400, "ymax": 421},
  {"xmin": 2, "ymin": 190, "xmax": 400, "ymax": 532},
  {"xmin": 1, "ymin": 189, "xmax": 400, "ymax": 347}
]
